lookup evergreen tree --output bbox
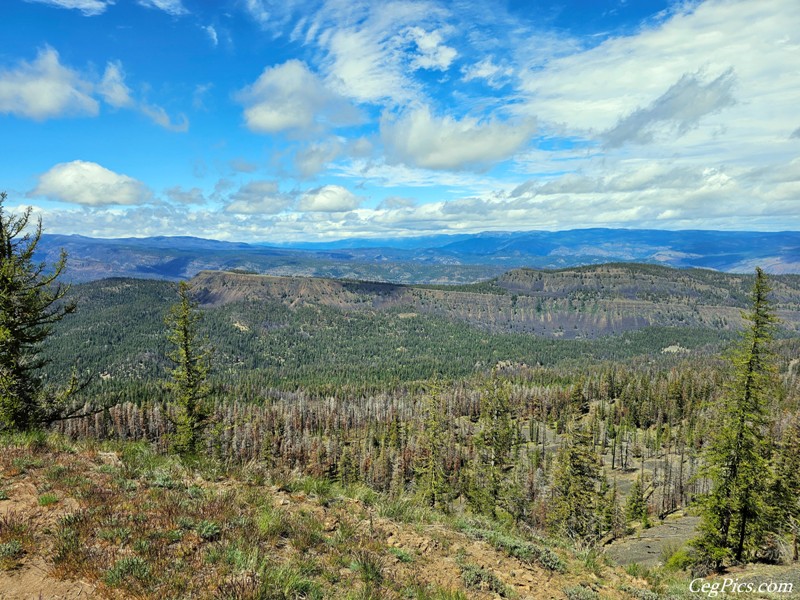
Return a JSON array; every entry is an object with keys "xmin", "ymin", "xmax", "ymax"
[
  {"xmin": 469, "ymin": 371, "xmax": 516, "ymax": 516},
  {"xmin": 769, "ymin": 416, "xmax": 800, "ymax": 561},
  {"xmin": 0, "ymin": 192, "xmax": 83, "ymax": 431},
  {"xmin": 625, "ymin": 476, "xmax": 649, "ymax": 528},
  {"xmin": 603, "ymin": 478, "xmax": 626, "ymax": 539},
  {"xmin": 692, "ymin": 268, "xmax": 777, "ymax": 568},
  {"xmin": 165, "ymin": 281, "xmax": 211, "ymax": 455},
  {"xmin": 416, "ymin": 383, "xmax": 449, "ymax": 508},
  {"xmin": 548, "ymin": 424, "xmax": 604, "ymax": 542}
]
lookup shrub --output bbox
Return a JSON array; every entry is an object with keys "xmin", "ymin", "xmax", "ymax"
[
  {"xmin": 564, "ymin": 585, "xmax": 598, "ymax": 600},
  {"xmin": 103, "ymin": 556, "xmax": 151, "ymax": 587},
  {"xmin": 195, "ymin": 520, "xmax": 221, "ymax": 541},
  {"xmin": 388, "ymin": 547, "xmax": 414, "ymax": 563},
  {"xmin": 459, "ymin": 562, "xmax": 511, "ymax": 597},
  {"xmin": 663, "ymin": 546, "xmax": 693, "ymax": 572},
  {"xmin": 0, "ymin": 540, "xmax": 23, "ymax": 568},
  {"xmin": 458, "ymin": 524, "xmax": 566, "ymax": 573},
  {"xmin": 97, "ymin": 527, "xmax": 132, "ymax": 545}
]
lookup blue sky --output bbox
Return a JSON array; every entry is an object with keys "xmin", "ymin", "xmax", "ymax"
[{"xmin": 1, "ymin": 0, "xmax": 799, "ymax": 241}]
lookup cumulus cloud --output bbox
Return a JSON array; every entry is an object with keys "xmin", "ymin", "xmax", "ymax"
[
  {"xmin": 98, "ymin": 61, "xmax": 134, "ymax": 108},
  {"xmin": 0, "ymin": 48, "xmax": 188, "ymax": 131},
  {"xmin": 24, "ymin": 0, "xmax": 112, "ymax": 16},
  {"xmin": 0, "ymin": 47, "xmax": 98, "ymax": 120},
  {"xmin": 137, "ymin": 0, "xmax": 187, "ymax": 16},
  {"xmin": 31, "ymin": 160, "xmax": 153, "ymax": 206},
  {"xmin": 603, "ymin": 69, "xmax": 737, "ymax": 148},
  {"xmin": 298, "ymin": 185, "xmax": 362, "ymax": 212},
  {"xmin": 236, "ymin": 60, "xmax": 358, "ymax": 134},
  {"xmin": 381, "ymin": 105, "xmax": 535, "ymax": 170},
  {"xmin": 224, "ymin": 181, "xmax": 293, "ymax": 214}
]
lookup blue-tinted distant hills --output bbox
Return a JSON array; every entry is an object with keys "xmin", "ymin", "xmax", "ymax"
[{"xmin": 37, "ymin": 229, "xmax": 800, "ymax": 283}]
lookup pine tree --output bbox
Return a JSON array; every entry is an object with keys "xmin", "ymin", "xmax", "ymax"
[
  {"xmin": 165, "ymin": 281, "xmax": 211, "ymax": 455},
  {"xmin": 625, "ymin": 476, "xmax": 649, "ymax": 528},
  {"xmin": 416, "ymin": 383, "xmax": 449, "ymax": 508},
  {"xmin": 769, "ymin": 416, "xmax": 800, "ymax": 561},
  {"xmin": 603, "ymin": 478, "xmax": 626, "ymax": 539},
  {"xmin": 693, "ymin": 268, "xmax": 777, "ymax": 568},
  {"xmin": 470, "ymin": 371, "xmax": 516, "ymax": 516},
  {"xmin": 0, "ymin": 192, "xmax": 83, "ymax": 431},
  {"xmin": 548, "ymin": 424, "xmax": 604, "ymax": 542}
]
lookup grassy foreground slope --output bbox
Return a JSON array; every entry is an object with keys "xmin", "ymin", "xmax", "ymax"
[{"xmin": 0, "ymin": 432, "xmax": 649, "ymax": 600}]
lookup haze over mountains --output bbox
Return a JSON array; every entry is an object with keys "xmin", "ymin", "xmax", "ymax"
[{"xmin": 38, "ymin": 228, "xmax": 800, "ymax": 284}]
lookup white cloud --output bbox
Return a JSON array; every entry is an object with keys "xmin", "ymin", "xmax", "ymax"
[
  {"xmin": 165, "ymin": 186, "xmax": 206, "ymax": 205},
  {"xmin": 381, "ymin": 105, "xmax": 535, "ymax": 170},
  {"xmin": 378, "ymin": 196, "xmax": 417, "ymax": 209},
  {"xmin": 0, "ymin": 48, "xmax": 188, "ymax": 131},
  {"xmin": 294, "ymin": 140, "xmax": 343, "ymax": 177},
  {"xmin": 99, "ymin": 61, "xmax": 188, "ymax": 130},
  {"xmin": 137, "ymin": 0, "xmax": 187, "ymax": 16},
  {"xmin": 462, "ymin": 56, "xmax": 514, "ymax": 89},
  {"xmin": 24, "ymin": 0, "xmax": 112, "ymax": 16},
  {"xmin": 517, "ymin": 0, "xmax": 800, "ymax": 144},
  {"xmin": 406, "ymin": 27, "xmax": 457, "ymax": 71},
  {"xmin": 312, "ymin": 1, "xmax": 452, "ymax": 104},
  {"xmin": 298, "ymin": 185, "xmax": 361, "ymax": 212},
  {"xmin": 236, "ymin": 60, "xmax": 357, "ymax": 134},
  {"xmin": 602, "ymin": 69, "xmax": 737, "ymax": 148},
  {"xmin": 98, "ymin": 61, "xmax": 133, "ymax": 108},
  {"xmin": 31, "ymin": 161, "xmax": 153, "ymax": 206},
  {"xmin": 224, "ymin": 181, "xmax": 293, "ymax": 214},
  {"xmin": 140, "ymin": 103, "xmax": 189, "ymax": 132},
  {"xmin": 0, "ymin": 47, "xmax": 98, "ymax": 120},
  {"xmin": 242, "ymin": 0, "xmax": 300, "ymax": 32},
  {"xmin": 204, "ymin": 25, "xmax": 218, "ymax": 46},
  {"xmin": 243, "ymin": 0, "xmax": 270, "ymax": 26}
]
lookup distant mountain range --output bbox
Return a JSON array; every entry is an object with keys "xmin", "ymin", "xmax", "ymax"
[{"xmin": 37, "ymin": 228, "xmax": 800, "ymax": 283}]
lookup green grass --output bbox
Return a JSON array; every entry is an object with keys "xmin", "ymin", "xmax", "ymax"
[
  {"xmin": 38, "ymin": 492, "xmax": 59, "ymax": 506},
  {"xmin": 388, "ymin": 546, "xmax": 414, "ymax": 563},
  {"xmin": 377, "ymin": 495, "xmax": 433, "ymax": 524},
  {"xmin": 102, "ymin": 556, "xmax": 151, "ymax": 587},
  {"xmin": 456, "ymin": 520, "xmax": 566, "ymax": 573}
]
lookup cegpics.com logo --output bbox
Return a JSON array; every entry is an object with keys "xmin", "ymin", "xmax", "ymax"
[{"xmin": 690, "ymin": 578, "xmax": 794, "ymax": 597}]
